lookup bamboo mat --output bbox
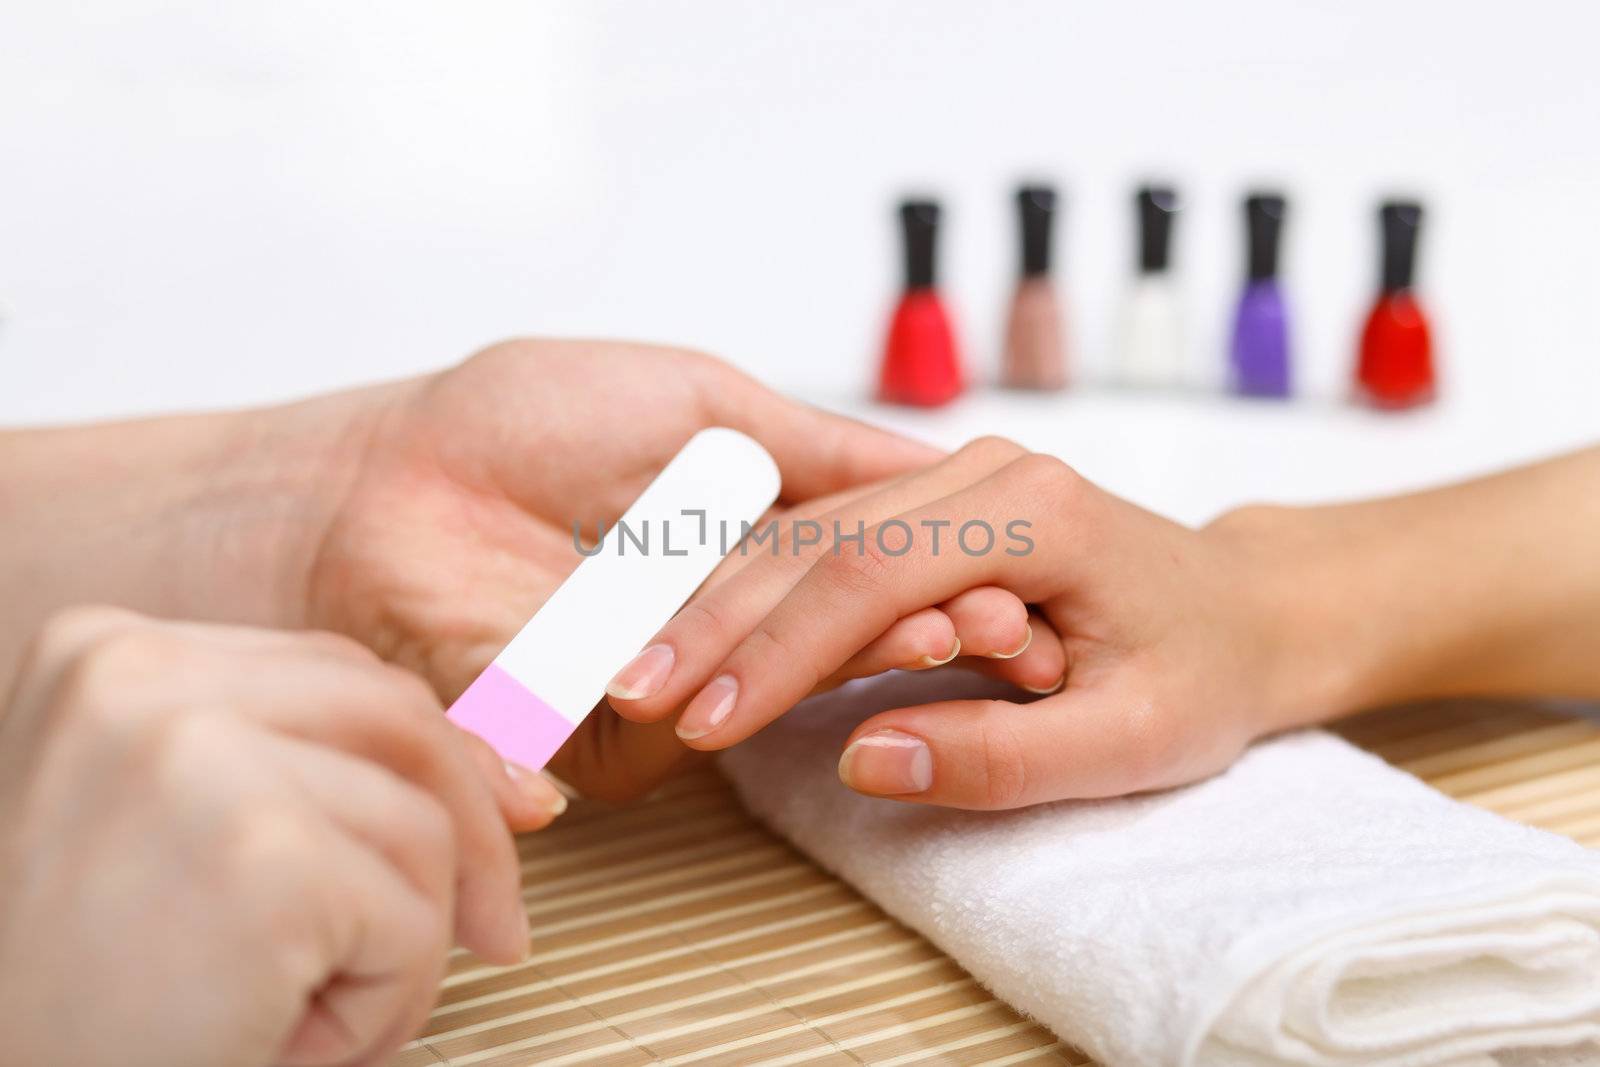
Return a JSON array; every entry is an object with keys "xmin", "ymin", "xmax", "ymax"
[{"xmin": 392, "ymin": 700, "xmax": 1600, "ymax": 1067}]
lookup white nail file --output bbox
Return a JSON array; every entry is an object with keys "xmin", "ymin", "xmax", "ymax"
[{"xmin": 447, "ymin": 428, "xmax": 781, "ymax": 769}]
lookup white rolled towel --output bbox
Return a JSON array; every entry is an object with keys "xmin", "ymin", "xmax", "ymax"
[{"xmin": 718, "ymin": 671, "xmax": 1600, "ymax": 1067}]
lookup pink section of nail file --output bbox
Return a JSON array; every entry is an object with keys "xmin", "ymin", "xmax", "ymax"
[
  {"xmin": 443, "ymin": 428, "xmax": 782, "ymax": 773},
  {"xmin": 448, "ymin": 664, "xmax": 575, "ymax": 771}
]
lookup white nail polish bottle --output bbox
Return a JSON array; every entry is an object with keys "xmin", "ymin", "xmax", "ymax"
[{"xmin": 1116, "ymin": 186, "xmax": 1184, "ymax": 389}]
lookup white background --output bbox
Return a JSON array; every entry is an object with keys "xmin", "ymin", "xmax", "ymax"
[{"xmin": 2, "ymin": 2, "xmax": 1596, "ymax": 515}]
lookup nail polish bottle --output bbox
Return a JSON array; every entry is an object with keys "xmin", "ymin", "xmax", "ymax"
[
  {"xmin": 1355, "ymin": 201, "xmax": 1435, "ymax": 408},
  {"xmin": 878, "ymin": 199, "xmax": 965, "ymax": 407},
  {"xmin": 1117, "ymin": 186, "xmax": 1183, "ymax": 388},
  {"xmin": 1229, "ymin": 193, "xmax": 1291, "ymax": 398},
  {"xmin": 1001, "ymin": 185, "xmax": 1068, "ymax": 391}
]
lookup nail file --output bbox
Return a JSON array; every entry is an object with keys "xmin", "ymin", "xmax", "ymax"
[{"xmin": 447, "ymin": 428, "xmax": 781, "ymax": 770}]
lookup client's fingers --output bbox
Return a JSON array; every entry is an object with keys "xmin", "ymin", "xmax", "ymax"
[
  {"xmin": 816, "ymin": 608, "xmax": 959, "ymax": 692},
  {"xmin": 670, "ymin": 455, "xmax": 1078, "ymax": 749},
  {"xmin": 605, "ymin": 438, "xmax": 1030, "ymax": 724},
  {"xmin": 833, "ymin": 690, "xmax": 1192, "ymax": 809},
  {"xmin": 939, "ymin": 587, "xmax": 1030, "ymax": 658},
  {"xmin": 818, "ymin": 589, "xmax": 1060, "ymax": 694},
  {"xmin": 967, "ymin": 612, "xmax": 1069, "ymax": 695}
]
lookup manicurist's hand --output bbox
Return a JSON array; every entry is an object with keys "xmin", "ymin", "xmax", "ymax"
[
  {"xmin": 0, "ymin": 608, "xmax": 553, "ymax": 1067},
  {"xmin": 301, "ymin": 342, "xmax": 949, "ymax": 799},
  {"xmin": 2, "ymin": 340, "xmax": 945, "ymax": 803}
]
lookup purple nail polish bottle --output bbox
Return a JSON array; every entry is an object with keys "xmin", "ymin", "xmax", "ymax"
[{"xmin": 1230, "ymin": 193, "xmax": 1291, "ymax": 398}]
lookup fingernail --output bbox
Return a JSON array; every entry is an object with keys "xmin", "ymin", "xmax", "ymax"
[
  {"xmin": 914, "ymin": 638, "xmax": 961, "ymax": 669},
  {"xmin": 606, "ymin": 644, "xmax": 675, "ymax": 701},
  {"xmin": 676, "ymin": 675, "xmax": 738, "ymax": 741},
  {"xmin": 505, "ymin": 762, "xmax": 569, "ymax": 816},
  {"xmin": 514, "ymin": 912, "xmax": 533, "ymax": 962},
  {"xmin": 986, "ymin": 623, "xmax": 1033, "ymax": 660},
  {"xmin": 1022, "ymin": 675, "xmax": 1065, "ymax": 695},
  {"xmin": 838, "ymin": 729, "xmax": 933, "ymax": 795}
]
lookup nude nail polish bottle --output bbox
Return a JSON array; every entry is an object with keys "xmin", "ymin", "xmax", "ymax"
[
  {"xmin": 1355, "ymin": 201, "xmax": 1435, "ymax": 408},
  {"xmin": 1230, "ymin": 193, "xmax": 1292, "ymax": 398},
  {"xmin": 1117, "ymin": 186, "xmax": 1183, "ymax": 388},
  {"xmin": 878, "ymin": 199, "xmax": 965, "ymax": 407},
  {"xmin": 1001, "ymin": 185, "xmax": 1068, "ymax": 391}
]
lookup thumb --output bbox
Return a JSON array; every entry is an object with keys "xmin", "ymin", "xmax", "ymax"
[
  {"xmin": 699, "ymin": 369, "xmax": 942, "ymax": 501},
  {"xmin": 833, "ymin": 688, "xmax": 1209, "ymax": 809}
]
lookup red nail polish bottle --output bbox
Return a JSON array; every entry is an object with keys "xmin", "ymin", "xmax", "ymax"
[
  {"xmin": 1355, "ymin": 201, "xmax": 1435, "ymax": 408},
  {"xmin": 878, "ymin": 199, "xmax": 965, "ymax": 407}
]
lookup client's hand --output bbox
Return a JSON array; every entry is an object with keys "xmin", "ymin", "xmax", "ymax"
[
  {"xmin": 606, "ymin": 437, "xmax": 1306, "ymax": 809},
  {"xmin": 0, "ymin": 607, "xmax": 548, "ymax": 1067}
]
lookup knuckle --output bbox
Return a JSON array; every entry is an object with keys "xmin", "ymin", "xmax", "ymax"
[
  {"xmin": 823, "ymin": 537, "xmax": 896, "ymax": 595},
  {"xmin": 377, "ymin": 664, "xmax": 444, "ymax": 714},
  {"xmin": 743, "ymin": 624, "xmax": 821, "ymax": 694},
  {"xmin": 1009, "ymin": 452, "xmax": 1081, "ymax": 495},
  {"xmin": 667, "ymin": 345, "xmax": 737, "ymax": 394},
  {"xmin": 669, "ymin": 598, "xmax": 742, "ymax": 658},
  {"xmin": 24, "ymin": 605, "xmax": 134, "ymax": 671},
  {"xmin": 400, "ymin": 789, "xmax": 456, "ymax": 861},
  {"xmin": 298, "ymin": 628, "xmax": 376, "ymax": 662},
  {"xmin": 1120, "ymin": 701, "xmax": 1186, "ymax": 792},
  {"xmin": 409, "ymin": 896, "xmax": 452, "ymax": 962},
  {"xmin": 959, "ymin": 435, "xmax": 1027, "ymax": 465},
  {"xmin": 57, "ymin": 627, "xmax": 183, "ymax": 713},
  {"xmin": 204, "ymin": 801, "xmax": 334, "ymax": 985},
  {"xmin": 149, "ymin": 710, "xmax": 241, "ymax": 788},
  {"xmin": 975, "ymin": 705, "xmax": 1031, "ymax": 808},
  {"xmin": 463, "ymin": 339, "xmax": 528, "ymax": 375},
  {"xmin": 225, "ymin": 806, "xmax": 323, "ymax": 887},
  {"xmin": 670, "ymin": 345, "xmax": 725, "ymax": 372}
]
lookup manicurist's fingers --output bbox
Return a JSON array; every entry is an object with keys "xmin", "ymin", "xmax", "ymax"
[
  {"xmin": 544, "ymin": 713, "xmax": 706, "ymax": 806},
  {"xmin": 185, "ymin": 644, "xmax": 528, "ymax": 965},
  {"xmin": 454, "ymin": 727, "xmax": 569, "ymax": 833},
  {"xmin": 273, "ymin": 821, "xmax": 446, "ymax": 1067},
  {"xmin": 265, "ymin": 732, "xmax": 456, "ymax": 928},
  {"xmin": 833, "ymin": 689, "xmax": 1188, "ymax": 809}
]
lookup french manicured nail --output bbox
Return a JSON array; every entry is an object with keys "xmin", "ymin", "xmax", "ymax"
[
  {"xmin": 986, "ymin": 623, "xmax": 1033, "ymax": 660},
  {"xmin": 606, "ymin": 643, "xmax": 675, "ymax": 701},
  {"xmin": 505, "ymin": 761, "xmax": 569, "ymax": 816},
  {"xmin": 1022, "ymin": 675, "xmax": 1065, "ymax": 695},
  {"xmin": 838, "ymin": 729, "xmax": 934, "ymax": 795},
  {"xmin": 676, "ymin": 674, "xmax": 738, "ymax": 741},
  {"xmin": 914, "ymin": 638, "xmax": 962, "ymax": 669}
]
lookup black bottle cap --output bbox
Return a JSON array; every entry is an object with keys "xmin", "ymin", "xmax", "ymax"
[
  {"xmin": 1136, "ymin": 185, "xmax": 1179, "ymax": 274},
  {"xmin": 1016, "ymin": 185, "xmax": 1057, "ymax": 278},
  {"xmin": 899, "ymin": 199, "xmax": 941, "ymax": 291},
  {"xmin": 1245, "ymin": 193, "xmax": 1286, "ymax": 281},
  {"xmin": 1379, "ymin": 200, "xmax": 1423, "ymax": 292}
]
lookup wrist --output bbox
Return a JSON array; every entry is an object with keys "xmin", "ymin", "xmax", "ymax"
[
  {"xmin": 0, "ymin": 386, "xmax": 396, "ymax": 647},
  {"xmin": 1202, "ymin": 503, "xmax": 1394, "ymax": 731},
  {"xmin": 190, "ymin": 388, "xmax": 394, "ymax": 627}
]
